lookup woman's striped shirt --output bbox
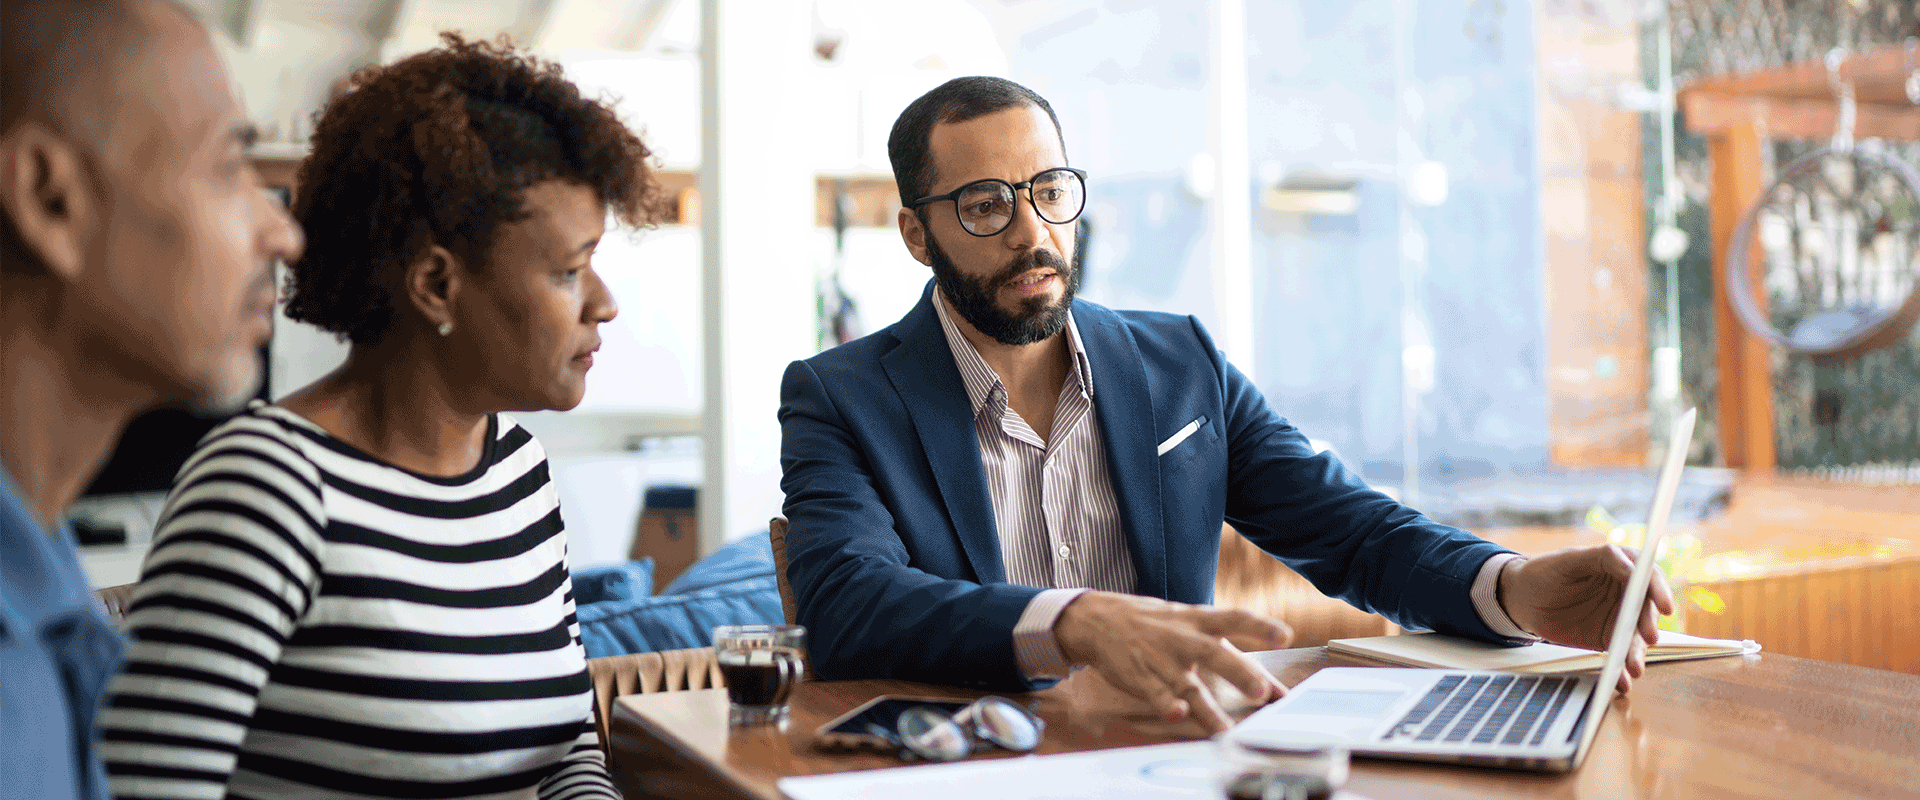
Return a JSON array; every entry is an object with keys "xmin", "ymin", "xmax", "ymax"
[{"xmin": 99, "ymin": 405, "xmax": 618, "ymax": 800}]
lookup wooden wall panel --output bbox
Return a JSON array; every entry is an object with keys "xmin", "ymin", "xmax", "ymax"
[
  {"xmin": 1536, "ymin": 12, "xmax": 1650, "ymax": 467},
  {"xmin": 1686, "ymin": 559, "xmax": 1920, "ymax": 675},
  {"xmin": 1485, "ymin": 477, "xmax": 1920, "ymax": 675}
]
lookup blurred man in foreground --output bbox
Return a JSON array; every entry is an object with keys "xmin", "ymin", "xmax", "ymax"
[{"xmin": 0, "ymin": 1, "xmax": 303, "ymax": 796}]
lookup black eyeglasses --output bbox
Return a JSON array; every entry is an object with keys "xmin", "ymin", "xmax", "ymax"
[{"xmin": 910, "ymin": 167, "xmax": 1087, "ymax": 237}]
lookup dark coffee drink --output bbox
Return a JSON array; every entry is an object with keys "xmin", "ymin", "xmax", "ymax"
[
  {"xmin": 719, "ymin": 646, "xmax": 801, "ymax": 708},
  {"xmin": 713, "ymin": 624, "xmax": 805, "ymax": 724},
  {"xmin": 1224, "ymin": 773, "xmax": 1332, "ymax": 800}
]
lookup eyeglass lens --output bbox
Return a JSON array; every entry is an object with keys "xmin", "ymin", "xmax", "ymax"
[
  {"xmin": 897, "ymin": 706, "xmax": 971, "ymax": 761},
  {"xmin": 966, "ymin": 696, "xmax": 1043, "ymax": 751},
  {"xmin": 895, "ymin": 696, "xmax": 1044, "ymax": 762},
  {"xmin": 955, "ymin": 169, "xmax": 1084, "ymax": 236}
]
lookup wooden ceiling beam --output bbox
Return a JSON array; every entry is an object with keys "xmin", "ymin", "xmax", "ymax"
[
  {"xmin": 1683, "ymin": 45, "xmax": 1920, "ymax": 107},
  {"xmin": 1680, "ymin": 91, "xmax": 1920, "ymax": 141},
  {"xmin": 617, "ymin": 0, "xmax": 679, "ymax": 51},
  {"xmin": 511, "ymin": 0, "xmax": 560, "ymax": 50}
]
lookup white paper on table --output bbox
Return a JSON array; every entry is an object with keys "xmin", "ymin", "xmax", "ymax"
[{"xmin": 777, "ymin": 740, "xmax": 1375, "ymax": 800}]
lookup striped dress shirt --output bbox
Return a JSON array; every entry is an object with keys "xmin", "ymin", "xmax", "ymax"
[{"xmin": 932, "ymin": 293, "xmax": 1131, "ymax": 678}]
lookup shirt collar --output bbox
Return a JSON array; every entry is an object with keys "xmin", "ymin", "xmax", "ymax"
[
  {"xmin": 0, "ymin": 458, "xmax": 52, "ymax": 539},
  {"xmin": 932, "ymin": 288, "xmax": 1095, "ymax": 416}
]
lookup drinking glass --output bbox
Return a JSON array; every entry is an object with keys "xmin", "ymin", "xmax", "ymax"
[
  {"xmin": 713, "ymin": 624, "xmax": 806, "ymax": 725},
  {"xmin": 1212, "ymin": 736, "xmax": 1347, "ymax": 800}
]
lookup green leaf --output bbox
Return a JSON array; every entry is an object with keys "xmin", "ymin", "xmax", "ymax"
[{"xmin": 1584, "ymin": 504, "xmax": 1617, "ymax": 534}]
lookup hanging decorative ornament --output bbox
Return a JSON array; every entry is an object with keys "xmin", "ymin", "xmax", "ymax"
[
  {"xmin": 1721, "ymin": 49, "xmax": 1920, "ymax": 364},
  {"xmin": 1405, "ymin": 160, "xmax": 1449, "ymax": 207},
  {"xmin": 1649, "ymin": 224, "xmax": 1689, "ymax": 263},
  {"xmin": 1906, "ymin": 38, "xmax": 1919, "ymax": 105}
]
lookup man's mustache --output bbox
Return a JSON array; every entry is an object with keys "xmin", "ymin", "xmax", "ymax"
[{"xmin": 991, "ymin": 248, "xmax": 1072, "ymax": 288}]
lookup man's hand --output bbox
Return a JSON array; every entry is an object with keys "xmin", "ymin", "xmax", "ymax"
[
  {"xmin": 1499, "ymin": 545, "xmax": 1675, "ymax": 693},
  {"xmin": 1053, "ymin": 591, "xmax": 1292, "ymax": 733}
]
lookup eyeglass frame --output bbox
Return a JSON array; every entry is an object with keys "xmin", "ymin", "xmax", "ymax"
[
  {"xmin": 890, "ymin": 695, "xmax": 1046, "ymax": 762},
  {"xmin": 908, "ymin": 167, "xmax": 1089, "ymax": 237}
]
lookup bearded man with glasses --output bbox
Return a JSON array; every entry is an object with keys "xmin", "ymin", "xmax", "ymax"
[{"xmin": 778, "ymin": 76, "xmax": 1673, "ymax": 734}]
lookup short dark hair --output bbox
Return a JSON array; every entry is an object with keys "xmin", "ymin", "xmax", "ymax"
[
  {"xmin": 286, "ymin": 33, "xmax": 668, "ymax": 345},
  {"xmin": 886, "ymin": 76, "xmax": 1066, "ymax": 208},
  {"xmin": 1, "ymin": 0, "xmax": 194, "ymax": 275}
]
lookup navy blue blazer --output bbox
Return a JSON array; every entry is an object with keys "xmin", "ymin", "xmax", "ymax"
[{"xmin": 778, "ymin": 282, "xmax": 1514, "ymax": 690}]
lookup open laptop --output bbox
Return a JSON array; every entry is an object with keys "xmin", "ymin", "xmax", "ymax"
[{"xmin": 1230, "ymin": 407, "xmax": 1698, "ymax": 773}]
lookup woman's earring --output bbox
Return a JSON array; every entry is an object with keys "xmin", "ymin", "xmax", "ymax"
[{"xmin": 438, "ymin": 322, "xmax": 453, "ymax": 337}]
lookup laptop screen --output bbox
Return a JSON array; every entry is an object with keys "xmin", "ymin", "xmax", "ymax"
[{"xmin": 1571, "ymin": 407, "xmax": 1696, "ymax": 761}]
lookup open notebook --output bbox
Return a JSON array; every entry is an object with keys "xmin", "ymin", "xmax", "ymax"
[{"xmin": 1329, "ymin": 630, "xmax": 1760, "ymax": 674}]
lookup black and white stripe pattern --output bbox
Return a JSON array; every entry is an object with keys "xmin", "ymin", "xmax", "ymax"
[
  {"xmin": 100, "ymin": 406, "xmax": 617, "ymax": 800},
  {"xmin": 932, "ymin": 294, "xmax": 1134, "ymax": 593}
]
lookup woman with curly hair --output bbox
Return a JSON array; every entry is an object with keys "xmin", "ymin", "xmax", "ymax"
[{"xmin": 99, "ymin": 33, "xmax": 666, "ymax": 800}]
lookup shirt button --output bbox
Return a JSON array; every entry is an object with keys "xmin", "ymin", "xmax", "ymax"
[{"xmin": 1057, "ymin": 544, "xmax": 1071, "ymax": 559}]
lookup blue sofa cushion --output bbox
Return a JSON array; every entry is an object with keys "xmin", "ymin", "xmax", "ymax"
[
  {"xmin": 662, "ymin": 534, "xmax": 776, "ymax": 595},
  {"xmin": 574, "ymin": 534, "xmax": 783, "ymax": 659},
  {"xmin": 570, "ymin": 557, "xmax": 654, "ymax": 606}
]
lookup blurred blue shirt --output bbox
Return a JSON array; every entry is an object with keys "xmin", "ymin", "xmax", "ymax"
[{"xmin": 0, "ymin": 463, "xmax": 124, "ymax": 800}]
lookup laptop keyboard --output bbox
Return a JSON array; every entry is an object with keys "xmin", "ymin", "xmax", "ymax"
[{"xmin": 1384, "ymin": 674, "xmax": 1576, "ymax": 747}]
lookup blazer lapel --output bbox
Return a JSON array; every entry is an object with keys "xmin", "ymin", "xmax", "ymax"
[
  {"xmin": 1076, "ymin": 303, "xmax": 1169, "ymax": 598},
  {"xmin": 880, "ymin": 284, "xmax": 1007, "ymax": 584}
]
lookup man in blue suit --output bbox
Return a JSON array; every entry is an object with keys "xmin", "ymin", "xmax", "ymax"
[{"xmin": 779, "ymin": 76, "xmax": 1671, "ymax": 732}]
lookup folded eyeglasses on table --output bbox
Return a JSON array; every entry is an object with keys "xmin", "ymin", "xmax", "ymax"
[{"xmin": 869, "ymin": 696, "xmax": 1046, "ymax": 762}]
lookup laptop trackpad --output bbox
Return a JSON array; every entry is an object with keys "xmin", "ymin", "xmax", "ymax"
[
  {"xmin": 1281, "ymin": 689, "xmax": 1404, "ymax": 717},
  {"xmin": 1235, "ymin": 684, "xmax": 1410, "ymax": 746}
]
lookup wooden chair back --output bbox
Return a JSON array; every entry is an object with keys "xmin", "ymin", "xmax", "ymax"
[
  {"xmin": 769, "ymin": 516, "xmax": 797, "ymax": 626},
  {"xmin": 586, "ymin": 646, "xmax": 725, "ymax": 766}
]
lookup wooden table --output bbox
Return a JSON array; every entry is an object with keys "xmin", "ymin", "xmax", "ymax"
[{"xmin": 607, "ymin": 647, "xmax": 1920, "ymax": 799}]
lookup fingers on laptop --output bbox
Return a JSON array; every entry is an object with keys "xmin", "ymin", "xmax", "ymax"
[
  {"xmin": 1602, "ymin": 543, "xmax": 1636, "ymax": 577},
  {"xmin": 1129, "ymin": 623, "xmax": 1278, "ymax": 729},
  {"xmin": 1619, "ymin": 634, "xmax": 1648, "ymax": 691},
  {"xmin": 1122, "ymin": 648, "xmax": 1233, "ymax": 730},
  {"xmin": 1647, "ymin": 562, "xmax": 1676, "ymax": 617},
  {"xmin": 1128, "ymin": 667, "xmax": 1192, "ymax": 721},
  {"xmin": 1197, "ymin": 610, "xmax": 1290, "ymax": 699},
  {"xmin": 1203, "ymin": 606, "xmax": 1295, "ymax": 654},
  {"xmin": 1638, "ymin": 589, "xmax": 1663, "ymax": 646},
  {"xmin": 1176, "ymin": 672, "xmax": 1234, "ymax": 733}
]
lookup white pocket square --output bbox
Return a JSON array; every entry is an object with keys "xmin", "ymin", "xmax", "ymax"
[{"xmin": 1156, "ymin": 416, "xmax": 1206, "ymax": 456}]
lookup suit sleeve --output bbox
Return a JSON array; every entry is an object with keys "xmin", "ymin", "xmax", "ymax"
[
  {"xmin": 778, "ymin": 359, "xmax": 1049, "ymax": 690},
  {"xmin": 1201, "ymin": 320, "xmax": 1521, "ymax": 644}
]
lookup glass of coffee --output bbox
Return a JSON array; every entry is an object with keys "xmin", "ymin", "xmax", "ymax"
[
  {"xmin": 713, "ymin": 624, "xmax": 806, "ymax": 725},
  {"xmin": 1212, "ymin": 736, "xmax": 1347, "ymax": 800}
]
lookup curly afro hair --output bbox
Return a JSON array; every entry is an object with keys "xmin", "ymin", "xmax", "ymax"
[{"xmin": 286, "ymin": 33, "xmax": 668, "ymax": 345}]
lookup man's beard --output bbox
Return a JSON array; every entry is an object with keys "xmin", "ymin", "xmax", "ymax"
[
  {"xmin": 183, "ymin": 265, "xmax": 276, "ymax": 415},
  {"xmin": 927, "ymin": 234, "xmax": 1078, "ymax": 346},
  {"xmin": 183, "ymin": 362, "xmax": 264, "ymax": 417}
]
